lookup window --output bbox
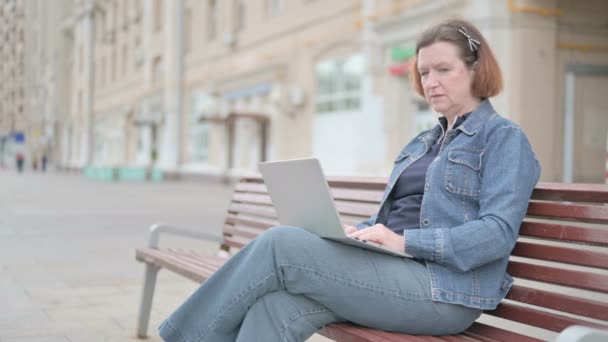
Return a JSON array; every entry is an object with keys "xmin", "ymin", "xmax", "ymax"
[
  {"xmin": 207, "ymin": 0, "xmax": 218, "ymax": 41},
  {"xmin": 154, "ymin": 0, "xmax": 163, "ymax": 32},
  {"xmin": 184, "ymin": 8, "xmax": 192, "ymax": 53},
  {"xmin": 189, "ymin": 92, "xmax": 214, "ymax": 162},
  {"xmin": 79, "ymin": 45, "xmax": 83, "ymax": 72},
  {"xmin": 268, "ymin": 0, "xmax": 283, "ymax": 17},
  {"xmin": 189, "ymin": 124, "xmax": 209, "ymax": 162},
  {"xmin": 122, "ymin": 44, "xmax": 128, "ymax": 74},
  {"xmin": 97, "ymin": 13, "xmax": 105, "ymax": 41},
  {"xmin": 152, "ymin": 56, "xmax": 163, "ymax": 86},
  {"xmin": 100, "ymin": 56, "xmax": 106, "ymax": 87},
  {"xmin": 315, "ymin": 54, "xmax": 363, "ymax": 113},
  {"xmin": 111, "ymin": 51, "xmax": 117, "ymax": 81},
  {"xmin": 134, "ymin": 35, "xmax": 142, "ymax": 68},
  {"xmin": 113, "ymin": 1, "xmax": 119, "ymax": 29},
  {"xmin": 236, "ymin": 0, "xmax": 246, "ymax": 32},
  {"xmin": 122, "ymin": 0, "xmax": 129, "ymax": 28}
]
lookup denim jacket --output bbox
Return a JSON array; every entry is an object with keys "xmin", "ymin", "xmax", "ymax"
[{"xmin": 357, "ymin": 99, "xmax": 541, "ymax": 310}]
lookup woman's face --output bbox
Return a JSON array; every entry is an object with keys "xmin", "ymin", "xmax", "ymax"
[{"xmin": 417, "ymin": 41, "xmax": 477, "ymax": 116}]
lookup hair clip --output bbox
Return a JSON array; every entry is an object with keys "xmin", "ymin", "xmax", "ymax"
[{"xmin": 458, "ymin": 26, "xmax": 481, "ymax": 52}]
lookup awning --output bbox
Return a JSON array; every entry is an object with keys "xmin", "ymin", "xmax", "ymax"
[
  {"xmin": 388, "ymin": 45, "xmax": 415, "ymax": 77},
  {"xmin": 388, "ymin": 59, "xmax": 414, "ymax": 76}
]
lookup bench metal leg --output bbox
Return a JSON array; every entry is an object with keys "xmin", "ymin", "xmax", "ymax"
[{"xmin": 136, "ymin": 263, "xmax": 160, "ymax": 339}]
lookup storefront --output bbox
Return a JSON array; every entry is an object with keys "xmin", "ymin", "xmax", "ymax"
[
  {"xmin": 134, "ymin": 95, "xmax": 163, "ymax": 167},
  {"xmin": 0, "ymin": 132, "xmax": 26, "ymax": 169}
]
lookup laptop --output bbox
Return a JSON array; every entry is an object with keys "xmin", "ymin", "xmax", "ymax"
[{"xmin": 258, "ymin": 158, "xmax": 413, "ymax": 258}]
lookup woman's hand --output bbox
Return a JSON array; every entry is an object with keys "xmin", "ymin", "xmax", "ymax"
[
  {"xmin": 343, "ymin": 225, "xmax": 358, "ymax": 235},
  {"xmin": 347, "ymin": 224, "xmax": 405, "ymax": 253}
]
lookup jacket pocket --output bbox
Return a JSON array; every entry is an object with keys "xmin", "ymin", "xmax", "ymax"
[{"xmin": 445, "ymin": 147, "xmax": 483, "ymax": 197}]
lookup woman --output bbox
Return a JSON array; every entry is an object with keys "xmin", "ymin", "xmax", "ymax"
[{"xmin": 159, "ymin": 18, "xmax": 541, "ymax": 341}]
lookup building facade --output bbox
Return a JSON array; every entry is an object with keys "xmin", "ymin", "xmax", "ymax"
[
  {"xmin": 23, "ymin": 0, "xmax": 73, "ymax": 171},
  {"xmin": 371, "ymin": 0, "xmax": 608, "ymax": 183},
  {"xmin": 7, "ymin": 0, "xmax": 608, "ymax": 183},
  {"xmin": 0, "ymin": 0, "xmax": 26, "ymax": 168}
]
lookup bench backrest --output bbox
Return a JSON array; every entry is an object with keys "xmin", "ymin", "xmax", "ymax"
[{"xmin": 222, "ymin": 176, "xmax": 608, "ymax": 334}]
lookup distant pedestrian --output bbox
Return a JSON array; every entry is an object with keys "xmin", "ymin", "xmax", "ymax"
[
  {"xmin": 41, "ymin": 154, "xmax": 47, "ymax": 172},
  {"xmin": 16, "ymin": 152, "xmax": 24, "ymax": 173}
]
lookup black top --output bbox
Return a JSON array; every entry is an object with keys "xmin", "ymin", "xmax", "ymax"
[{"xmin": 382, "ymin": 113, "xmax": 470, "ymax": 235}]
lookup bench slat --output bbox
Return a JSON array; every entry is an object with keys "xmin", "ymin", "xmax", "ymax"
[
  {"xmin": 526, "ymin": 202, "xmax": 608, "ymax": 223},
  {"xmin": 232, "ymin": 193, "xmax": 377, "ymax": 220},
  {"xmin": 165, "ymin": 249, "xmax": 226, "ymax": 273},
  {"xmin": 320, "ymin": 323, "xmax": 452, "ymax": 342},
  {"xmin": 519, "ymin": 221, "xmax": 608, "ymax": 246},
  {"xmin": 436, "ymin": 336, "xmax": 480, "ymax": 342},
  {"xmin": 466, "ymin": 322, "xmax": 543, "ymax": 342},
  {"xmin": 225, "ymin": 214, "xmax": 276, "ymax": 231},
  {"xmin": 335, "ymin": 201, "xmax": 378, "ymax": 218},
  {"xmin": 136, "ymin": 248, "xmax": 216, "ymax": 283},
  {"xmin": 327, "ymin": 177, "xmax": 388, "ymax": 190},
  {"xmin": 457, "ymin": 333, "xmax": 496, "ymax": 342},
  {"xmin": 486, "ymin": 302, "xmax": 607, "ymax": 333},
  {"xmin": 511, "ymin": 241, "xmax": 608, "ymax": 269},
  {"xmin": 506, "ymin": 285, "xmax": 608, "ymax": 321},
  {"xmin": 532, "ymin": 183, "xmax": 608, "ymax": 202},
  {"xmin": 331, "ymin": 188, "xmax": 384, "ymax": 203},
  {"xmin": 223, "ymin": 225, "xmax": 263, "ymax": 240},
  {"xmin": 240, "ymin": 177, "xmax": 608, "ymax": 202},
  {"xmin": 235, "ymin": 182, "xmax": 384, "ymax": 203},
  {"xmin": 507, "ymin": 261, "xmax": 608, "ymax": 292},
  {"xmin": 228, "ymin": 202, "xmax": 276, "ymax": 219},
  {"xmin": 232, "ymin": 192, "xmax": 272, "ymax": 206},
  {"xmin": 225, "ymin": 238, "xmax": 246, "ymax": 249},
  {"xmin": 152, "ymin": 249, "xmax": 225, "ymax": 273},
  {"xmin": 234, "ymin": 182, "xmax": 269, "ymax": 194}
]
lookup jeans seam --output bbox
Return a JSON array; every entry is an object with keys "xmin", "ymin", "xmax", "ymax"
[
  {"xmin": 279, "ymin": 307, "xmax": 332, "ymax": 342},
  {"xmin": 196, "ymin": 271, "xmax": 276, "ymax": 342},
  {"xmin": 279, "ymin": 263, "xmax": 431, "ymax": 301},
  {"xmin": 163, "ymin": 319, "xmax": 191, "ymax": 342}
]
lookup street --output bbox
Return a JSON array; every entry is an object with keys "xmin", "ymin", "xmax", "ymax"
[
  {"xmin": 0, "ymin": 171, "xmax": 234, "ymax": 341},
  {"xmin": 0, "ymin": 171, "xmax": 332, "ymax": 342}
]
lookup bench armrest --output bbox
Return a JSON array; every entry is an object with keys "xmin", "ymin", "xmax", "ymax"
[
  {"xmin": 148, "ymin": 223, "xmax": 222, "ymax": 248},
  {"xmin": 554, "ymin": 325, "xmax": 608, "ymax": 342}
]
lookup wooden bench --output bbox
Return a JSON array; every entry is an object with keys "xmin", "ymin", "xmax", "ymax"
[{"xmin": 135, "ymin": 176, "xmax": 608, "ymax": 341}]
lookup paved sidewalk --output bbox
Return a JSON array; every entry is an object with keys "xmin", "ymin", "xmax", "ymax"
[{"xmin": 0, "ymin": 171, "xmax": 330, "ymax": 342}]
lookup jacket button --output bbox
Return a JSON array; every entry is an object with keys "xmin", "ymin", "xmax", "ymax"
[
  {"xmin": 424, "ymin": 183, "xmax": 430, "ymax": 191},
  {"xmin": 422, "ymin": 219, "xmax": 430, "ymax": 226}
]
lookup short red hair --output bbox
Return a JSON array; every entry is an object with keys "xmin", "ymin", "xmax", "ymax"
[{"xmin": 410, "ymin": 18, "xmax": 503, "ymax": 98}]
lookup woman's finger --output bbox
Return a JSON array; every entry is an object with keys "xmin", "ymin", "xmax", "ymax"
[{"xmin": 343, "ymin": 225, "xmax": 357, "ymax": 234}]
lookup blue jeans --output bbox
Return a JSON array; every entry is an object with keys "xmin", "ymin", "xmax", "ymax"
[{"xmin": 159, "ymin": 226, "xmax": 481, "ymax": 342}]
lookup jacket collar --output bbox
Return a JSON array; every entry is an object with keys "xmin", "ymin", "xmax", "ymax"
[
  {"xmin": 456, "ymin": 98, "xmax": 495, "ymax": 136},
  {"xmin": 419, "ymin": 98, "xmax": 496, "ymax": 143}
]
